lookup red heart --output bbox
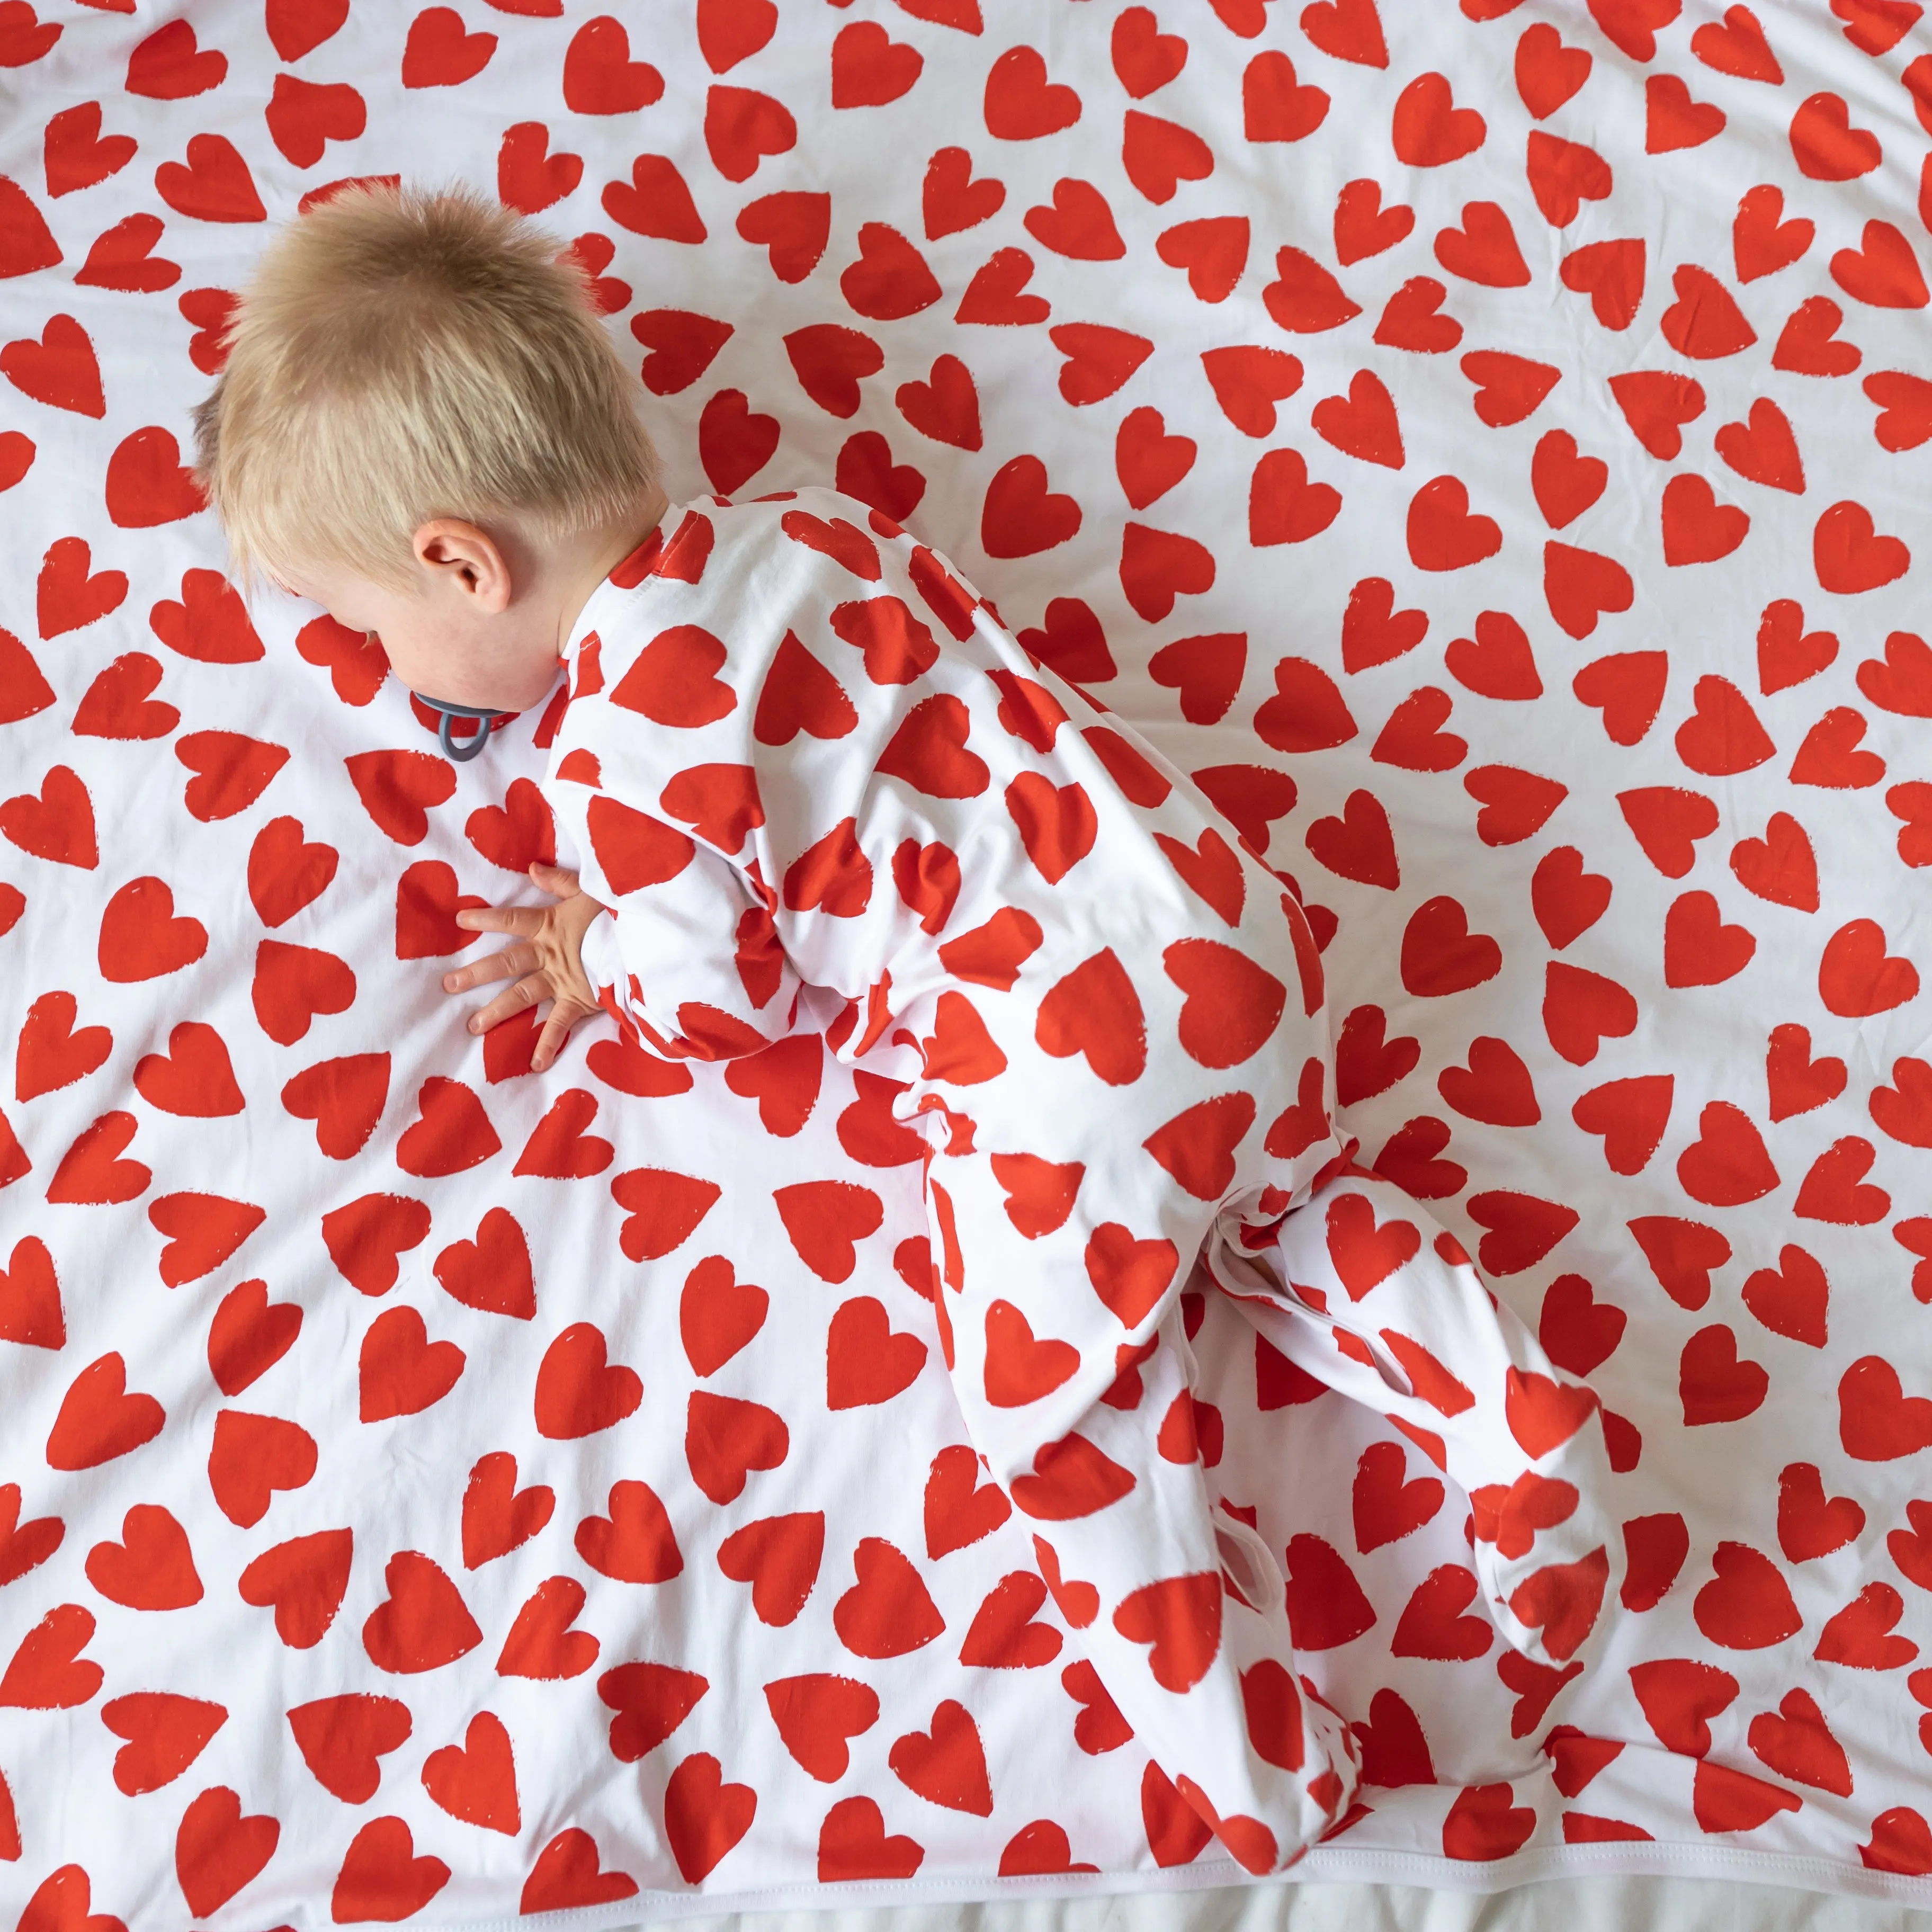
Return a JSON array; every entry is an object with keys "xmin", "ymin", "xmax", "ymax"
[
  {"xmin": 243, "ymin": 816, "xmax": 337, "ymax": 929},
  {"xmin": 154, "ymin": 131, "xmax": 263, "ymax": 223},
  {"xmin": 1371, "ymin": 273, "xmax": 1461, "ymax": 352},
  {"xmin": 1840, "ymin": 1356, "xmax": 1932, "ymax": 1459},
  {"xmin": 1515, "ymin": 21, "xmax": 1591, "ymax": 117},
  {"xmin": 496, "ymin": 1574, "xmax": 598, "ymax": 1679},
  {"xmin": 1469, "ymin": 1191, "xmax": 1581, "ymax": 1277},
  {"xmin": 1200, "ymin": 344, "xmax": 1303, "ymax": 437},
  {"xmin": 287, "ymin": 1694, "xmax": 413, "ymax": 1808},
  {"xmin": 1677, "ymin": 1099, "xmax": 1779, "ymax": 1206},
  {"xmin": 43, "ymin": 102, "xmax": 136, "ymax": 197},
  {"xmin": 1323, "ymin": 1192, "xmax": 1419, "ymax": 1299},
  {"xmin": 1526, "ymin": 129, "xmax": 1612, "ymax": 225},
  {"xmin": 452, "ymin": 1453, "xmax": 552, "ymax": 1571},
  {"xmin": 85, "ymin": 1504, "xmax": 200, "ymax": 1611},
  {"xmin": 841, "ymin": 221, "xmax": 941, "ymax": 322},
  {"xmin": 981, "ymin": 1300, "xmax": 1078, "ymax": 1408},
  {"xmin": 596, "ymin": 1660, "xmax": 708, "ymax": 1765},
  {"xmin": 238, "ymin": 1530, "xmax": 353, "ymax": 1649},
  {"xmin": 175, "ymin": 1786, "xmax": 278, "ymax": 1919},
  {"xmin": 696, "ymin": 386, "xmax": 780, "ymax": 494},
  {"xmin": 1400, "ymin": 895, "xmax": 1500, "ymax": 996},
  {"xmin": 361, "ymin": 1551, "xmax": 480, "ymax": 1674},
  {"xmin": 423, "ymin": 1711, "xmax": 519, "ymax": 1833},
  {"xmin": 1815, "ymin": 498, "xmax": 1910, "ymax": 593},
  {"xmin": 14, "ymin": 991, "xmax": 109, "ymax": 1104},
  {"xmin": 249, "ymin": 940, "xmax": 354, "ymax": 1049},
  {"xmin": 1680, "ymin": 1323, "xmax": 1769, "ymax": 1425},
  {"xmin": 752, "ymin": 634, "xmax": 859, "ymax": 754},
  {"xmin": 561, "ymin": 13, "xmax": 660, "ymax": 114},
  {"xmin": 922, "ymin": 1444, "xmax": 1011, "ymax": 1559},
  {"xmin": 1434, "ymin": 202, "xmax": 1529, "ymax": 288},
  {"xmin": 705, "ymin": 81, "xmax": 795, "ymax": 184},
  {"xmin": 1730, "ymin": 812, "xmax": 1819, "ymax": 912},
  {"xmin": 981, "ymin": 453, "xmax": 1081, "ymax": 558},
  {"xmin": 74, "ymin": 216, "xmax": 179, "ymax": 297},
  {"xmin": 1284, "ymin": 1534, "xmax": 1375, "ymax": 1648},
  {"xmin": 1794, "ymin": 1135, "xmax": 1891, "ymax": 1225},
  {"xmin": 661, "ymin": 1752, "xmax": 756, "ymax": 1883},
  {"xmin": 101, "ymin": 1692, "xmax": 226, "ymax": 1796},
  {"xmin": 1618, "ymin": 783, "xmax": 1719, "ymax": 876},
  {"xmin": 1791, "ymin": 706, "xmax": 1885, "ymax": 788},
  {"xmin": 1502, "ymin": 1366, "xmax": 1597, "ymax": 1457},
  {"xmin": 1407, "ymin": 473, "xmax": 1501, "ymax": 571},
  {"xmin": 1815, "ymin": 1581, "xmax": 1917, "ymax": 1668},
  {"xmin": 833, "ymin": 1538, "xmax": 945, "ymax": 1660},
  {"xmin": 1118, "ymin": 520, "xmax": 1215, "ymax": 621},
  {"xmin": 717, "ymin": 1511, "xmax": 824, "ymax": 1624},
  {"xmin": 394, "ymin": 1076, "xmax": 498, "ymax": 1178},
  {"xmin": 1392, "ymin": 70, "xmax": 1484, "ymax": 165},
  {"xmin": 1541, "ymin": 960, "xmax": 1638, "ymax": 1067},
  {"xmin": 686, "ymin": 1390, "xmax": 788, "ymax": 1502},
  {"xmin": 629, "ymin": 309, "xmax": 732, "ymax": 398},
  {"xmin": 1531, "ymin": 845, "xmax": 1611, "ymax": 948},
  {"xmin": 1626, "ymin": 1216, "xmax": 1729, "ymax": 1310},
  {"xmin": 1662, "ymin": 890, "xmax": 1755, "ymax": 988},
  {"xmin": 358, "ymin": 1307, "xmax": 463, "ymax": 1423},
  {"xmin": 1350, "ymin": 1440, "xmax": 1444, "ymax": 1552},
  {"xmin": 534, "ymin": 1323, "xmax": 642, "ymax": 1440},
  {"xmin": 207, "ymin": 1410, "xmax": 318, "ymax": 1527},
  {"xmin": 1, "ymin": 314, "xmax": 103, "ymax": 417},
  {"xmin": 1538, "ymin": 1273, "xmax": 1626, "ymax": 1377},
  {"xmin": 332, "ymin": 1817, "xmax": 449, "ymax": 1924},
  {"xmin": 772, "ymin": 1179, "xmax": 884, "ymax": 1282},
  {"xmin": 46, "ymin": 1352, "xmax": 163, "ymax": 1469},
  {"xmin": 1531, "ymin": 431, "xmax": 1607, "ymax": 532},
  {"xmin": 0, "ymin": 1603, "xmax": 101, "ymax": 1709},
  {"xmin": 0, "ymin": 1237, "xmax": 62, "ymax": 1352},
  {"xmin": 1392, "ymin": 1563, "xmax": 1493, "ymax": 1660},
  {"xmin": 765, "ymin": 1674, "xmax": 879, "ymax": 1785},
  {"xmin": 342, "ymin": 749, "xmax": 454, "ymax": 846},
  {"xmin": 1443, "ymin": 1783, "xmax": 1537, "ymax": 1862},
  {"xmin": 1121, "ymin": 107, "xmax": 1214, "ymax": 203},
  {"xmin": 200, "ymin": 1277, "xmax": 297, "ymax": 1400},
  {"xmin": 827, "ymin": 1296, "xmax": 927, "ymax": 1409},
  {"xmin": 784, "ymin": 328, "xmax": 886, "ymax": 423},
  {"xmin": 2, "ymin": 763, "xmax": 96, "ymax": 867},
  {"xmin": 959, "ymin": 1570, "xmax": 1062, "ymax": 1668},
  {"xmin": 1154, "ymin": 214, "xmax": 1247, "ymax": 301},
  {"xmin": 1243, "ymin": 50, "xmax": 1328, "ymax": 144},
  {"xmin": 1544, "ymin": 540, "xmax": 1635, "ymax": 640},
  {"xmin": 1571, "ymin": 1074, "xmax": 1672, "ymax": 1174},
  {"xmin": 1249, "ymin": 448, "xmax": 1341, "ymax": 547},
  {"xmin": 888, "ymin": 1698, "xmax": 992, "ymax": 1814},
  {"xmin": 1661, "ymin": 473, "xmax": 1750, "ymax": 566},
  {"xmin": 1618, "ymin": 1515, "xmax": 1689, "ymax": 1613},
  {"xmin": 522, "ymin": 1828, "xmax": 638, "ymax": 1912},
  {"xmin": 1694, "ymin": 1541, "xmax": 1802, "ymax": 1649},
  {"xmin": 1035, "ymin": 949, "xmax": 1146, "ymax": 1084},
  {"xmin": 1777, "ymin": 1461, "xmax": 1864, "ymax": 1562},
  {"xmin": 1630, "ymin": 1656, "xmax": 1738, "ymax": 1755},
  {"xmin": 512, "ymin": 1090, "xmax": 613, "ymax": 1182},
  {"xmin": 1819, "ymin": 917, "xmax": 1919, "ymax": 1016},
  {"xmin": 1747, "ymin": 1689, "xmax": 1851, "ymax": 1797}
]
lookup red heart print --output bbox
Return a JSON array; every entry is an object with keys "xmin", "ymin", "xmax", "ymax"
[
  {"xmin": 1662, "ymin": 891, "xmax": 1755, "ymax": 988},
  {"xmin": 125, "ymin": 19, "xmax": 226, "ymax": 97},
  {"xmin": 923, "ymin": 1445, "xmax": 1012, "ymax": 1558},
  {"xmin": 1283, "ymin": 1534, "xmax": 1376, "ymax": 1648},
  {"xmin": 155, "ymin": 132, "xmax": 264, "ymax": 222},
  {"xmin": 716, "ymin": 1512, "xmax": 824, "ymax": 1624},
  {"xmin": 1442, "ymin": 1783, "xmax": 1536, "ymax": 1862},
  {"xmin": 1531, "ymin": 432, "xmax": 1607, "ymax": 530},
  {"xmin": 754, "ymin": 633, "xmax": 858, "ymax": 749},
  {"xmin": 1434, "ymin": 203, "xmax": 1529, "ymax": 288},
  {"xmin": 1748, "ymin": 1690, "xmax": 1851, "ymax": 1797},
  {"xmin": 1765, "ymin": 1024, "xmax": 1846, "ymax": 1123},
  {"xmin": 1814, "ymin": 1584, "xmax": 1917, "ymax": 1669},
  {"xmin": 1619, "ymin": 1515, "xmax": 1689, "ymax": 1613},
  {"xmin": 1352, "ymin": 1440, "xmax": 1444, "ymax": 1551},
  {"xmin": 1117, "ymin": 521, "xmax": 1214, "ymax": 622},
  {"xmin": 1154, "ymin": 214, "xmax": 1247, "ymax": 301},
  {"xmin": 1515, "ymin": 22, "xmax": 1591, "ymax": 118},
  {"xmin": 1399, "ymin": 895, "xmax": 1500, "ymax": 996},
  {"xmin": 686, "ymin": 1390, "xmax": 788, "ymax": 1502},
  {"xmin": 1531, "ymin": 846, "xmax": 1611, "ymax": 948},
  {"xmin": 1323, "ymin": 1193, "xmax": 1420, "ymax": 1299},
  {"xmin": 1630, "ymin": 1656, "xmax": 1739, "ymax": 1755},
  {"xmin": 2, "ymin": 763, "xmax": 97, "ymax": 867},
  {"xmin": 598, "ymin": 1661, "xmax": 709, "ymax": 1763},
  {"xmin": 1248, "ymin": 449, "xmax": 1341, "ymax": 547},
  {"xmin": 174, "ymin": 1785, "xmax": 279, "ymax": 1919},
  {"xmin": 660, "ymin": 1751, "xmax": 757, "ymax": 1884},
  {"xmin": 773, "ymin": 1180, "xmax": 884, "ymax": 1282},
  {"xmin": 1677, "ymin": 1100, "xmax": 1779, "ymax": 1206},
  {"xmin": 513, "ymin": 1090, "xmax": 613, "ymax": 1180},
  {"xmin": 521, "ymin": 1828, "xmax": 639, "ymax": 1912},
  {"xmin": 1, "ymin": 314, "xmax": 104, "ymax": 417},
  {"xmin": 319, "ymin": 1191, "xmax": 428, "ymax": 1296},
  {"xmin": 981, "ymin": 454, "xmax": 1081, "ymax": 558},
  {"xmin": 842, "ymin": 222, "xmax": 941, "ymax": 323},
  {"xmin": 0, "ymin": 1603, "xmax": 101, "ymax": 1709},
  {"xmin": 1839, "ymin": 1356, "xmax": 1932, "ymax": 1459},
  {"xmin": 0, "ymin": 177, "xmax": 59, "ymax": 279},
  {"xmin": 1693, "ymin": 1542, "xmax": 1802, "ymax": 1649},
  {"xmin": 1646, "ymin": 74, "xmax": 1724, "ymax": 153},
  {"xmin": 45, "ymin": 1352, "xmax": 163, "ymax": 1470},
  {"xmin": 42, "ymin": 102, "xmax": 137, "ymax": 198},
  {"xmin": 1371, "ymin": 273, "xmax": 1461, "ymax": 351},
  {"xmin": 1618, "ymin": 784, "xmax": 1718, "ymax": 876},
  {"xmin": 981, "ymin": 1301, "xmax": 1078, "ymax": 1407},
  {"xmin": 1005, "ymin": 774, "xmax": 1096, "ymax": 883},
  {"xmin": 83, "ymin": 1504, "xmax": 200, "ymax": 1611},
  {"xmin": 534, "ymin": 1323, "xmax": 642, "ymax": 1440},
  {"xmin": 1544, "ymin": 541, "xmax": 1635, "ymax": 639},
  {"xmin": 1391, "ymin": 70, "xmax": 1484, "ymax": 166},
  {"xmin": 1468, "ymin": 1191, "xmax": 1580, "ymax": 1276},
  {"xmin": 704, "ymin": 82, "xmax": 796, "ymax": 184},
  {"xmin": 1200, "ymin": 345, "xmax": 1303, "ymax": 437},
  {"xmin": 1538, "ymin": 1274, "xmax": 1626, "ymax": 1377},
  {"xmin": 1680, "ymin": 1323, "xmax": 1769, "ymax": 1425},
  {"xmin": 765, "ymin": 1674, "xmax": 880, "ymax": 1784},
  {"xmin": 101, "ymin": 1693, "xmax": 227, "ymax": 1797},
  {"xmin": 422, "ymin": 1712, "xmax": 520, "ymax": 1834},
  {"xmin": 361, "ymin": 1551, "xmax": 481, "ymax": 1674},
  {"xmin": 834, "ymin": 1538, "xmax": 945, "ymax": 1658},
  {"xmin": 330, "ymin": 1817, "xmax": 449, "ymax": 1924},
  {"xmin": 1661, "ymin": 475, "xmax": 1750, "ymax": 566},
  {"xmin": 401, "ymin": 6, "xmax": 495, "ymax": 86},
  {"xmin": 1777, "ymin": 1462, "xmax": 1865, "ymax": 1561},
  {"xmin": 1730, "ymin": 812, "xmax": 1819, "ymax": 911},
  {"xmin": 394, "ymin": 1076, "xmax": 498, "ymax": 1178},
  {"xmin": 784, "ymin": 329, "xmax": 885, "ymax": 421},
  {"xmin": 1740, "ymin": 1245, "xmax": 1829, "ymax": 1346},
  {"xmin": 1391, "ymin": 1563, "xmax": 1493, "ymax": 1659},
  {"xmin": 1793, "ymin": 1134, "xmax": 1890, "ymax": 1225},
  {"xmin": 15, "ymin": 991, "xmax": 112, "ymax": 1103},
  {"xmin": 358, "ymin": 1307, "xmax": 464, "ymax": 1423},
  {"xmin": 245, "ymin": 816, "xmax": 338, "ymax": 928},
  {"xmin": 494, "ymin": 121, "xmax": 582, "ymax": 216},
  {"xmin": 0, "ymin": 1238, "xmax": 64, "ymax": 1350},
  {"xmin": 631, "ymin": 310, "xmax": 732, "ymax": 398},
  {"xmin": 782, "ymin": 817, "xmax": 875, "ymax": 916},
  {"xmin": 1503, "ymin": 1367, "xmax": 1597, "ymax": 1458},
  {"xmin": 1674, "ymin": 674, "xmax": 1775, "ymax": 774},
  {"xmin": 1815, "ymin": 499, "xmax": 1910, "ymax": 593},
  {"xmin": 1461, "ymin": 352, "xmax": 1560, "ymax": 426},
  {"xmin": 496, "ymin": 1575, "xmax": 599, "ymax": 1679},
  {"xmin": 1629, "ymin": 1216, "xmax": 1730, "ymax": 1311},
  {"xmin": 1036, "ymin": 949, "xmax": 1146, "ymax": 1085},
  {"xmin": 1773, "ymin": 294, "xmax": 1862, "ymax": 376},
  {"xmin": 1791, "ymin": 90, "xmax": 1881, "ymax": 181},
  {"xmin": 1243, "ymin": 51, "xmax": 1328, "ymax": 144},
  {"xmin": 1818, "ymin": 917, "xmax": 1919, "ymax": 1016},
  {"xmin": 239, "ymin": 1529, "xmax": 354, "ymax": 1650},
  {"xmin": 1525, "ymin": 131, "xmax": 1612, "ymax": 226},
  {"xmin": 1568, "ymin": 1076, "xmax": 1669, "ymax": 1178},
  {"xmin": 827, "ymin": 1296, "xmax": 927, "ymax": 1409},
  {"xmin": 1117, "ymin": 406, "xmax": 1198, "ymax": 509},
  {"xmin": 461, "ymin": 1453, "xmax": 553, "ymax": 1570},
  {"xmin": 888, "ymin": 1698, "xmax": 992, "ymax": 1814},
  {"xmin": 207, "ymin": 1410, "xmax": 318, "ymax": 1527},
  {"xmin": 959, "ymin": 1571, "xmax": 1062, "ymax": 1669}
]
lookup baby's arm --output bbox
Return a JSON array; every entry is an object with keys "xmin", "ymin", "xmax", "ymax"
[{"xmin": 443, "ymin": 860, "xmax": 609, "ymax": 1072}]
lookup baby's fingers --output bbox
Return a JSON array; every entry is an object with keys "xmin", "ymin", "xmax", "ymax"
[
  {"xmin": 464, "ymin": 970, "xmax": 548, "ymax": 1036},
  {"xmin": 455, "ymin": 902, "xmax": 543, "ymax": 938},
  {"xmin": 530, "ymin": 861, "xmax": 580, "ymax": 898},
  {"xmin": 442, "ymin": 941, "xmax": 536, "ymax": 995}
]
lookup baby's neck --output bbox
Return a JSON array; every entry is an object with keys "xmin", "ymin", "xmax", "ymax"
[{"xmin": 551, "ymin": 486, "xmax": 669, "ymax": 648}]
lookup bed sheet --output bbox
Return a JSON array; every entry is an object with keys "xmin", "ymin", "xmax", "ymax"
[{"xmin": 2, "ymin": 0, "xmax": 1930, "ymax": 1924}]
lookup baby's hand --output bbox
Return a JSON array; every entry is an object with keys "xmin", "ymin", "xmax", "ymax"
[{"xmin": 443, "ymin": 861, "xmax": 609, "ymax": 1073}]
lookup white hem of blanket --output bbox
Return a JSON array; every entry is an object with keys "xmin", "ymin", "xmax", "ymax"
[{"xmin": 453, "ymin": 1842, "xmax": 1932, "ymax": 1928}]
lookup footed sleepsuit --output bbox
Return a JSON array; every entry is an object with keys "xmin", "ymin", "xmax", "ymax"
[{"xmin": 541, "ymin": 487, "xmax": 1620, "ymax": 1872}]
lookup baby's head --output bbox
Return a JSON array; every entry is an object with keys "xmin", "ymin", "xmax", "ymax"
[{"xmin": 193, "ymin": 183, "xmax": 663, "ymax": 714}]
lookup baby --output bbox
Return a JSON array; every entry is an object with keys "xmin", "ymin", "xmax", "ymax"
[{"xmin": 194, "ymin": 184, "xmax": 1618, "ymax": 1872}]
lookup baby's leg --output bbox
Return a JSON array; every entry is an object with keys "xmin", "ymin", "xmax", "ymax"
[{"xmin": 1213, "ymin": 1169, "xmax": 1622, "ymax": 1670}]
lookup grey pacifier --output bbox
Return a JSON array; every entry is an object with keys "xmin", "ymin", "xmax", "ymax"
[{"xmin": 421, "ymin": 696, "xmax": 500, "ymax": 762}]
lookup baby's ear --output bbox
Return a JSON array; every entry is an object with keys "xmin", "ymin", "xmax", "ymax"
[{"xmin": 414, "ymin": 518, "xmax": 512, "ymax": 610}]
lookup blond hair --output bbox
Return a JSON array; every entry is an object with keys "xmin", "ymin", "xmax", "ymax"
[{"xmin": 193, "ymin": 183, "xmax": 657, "ymax": 591}]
